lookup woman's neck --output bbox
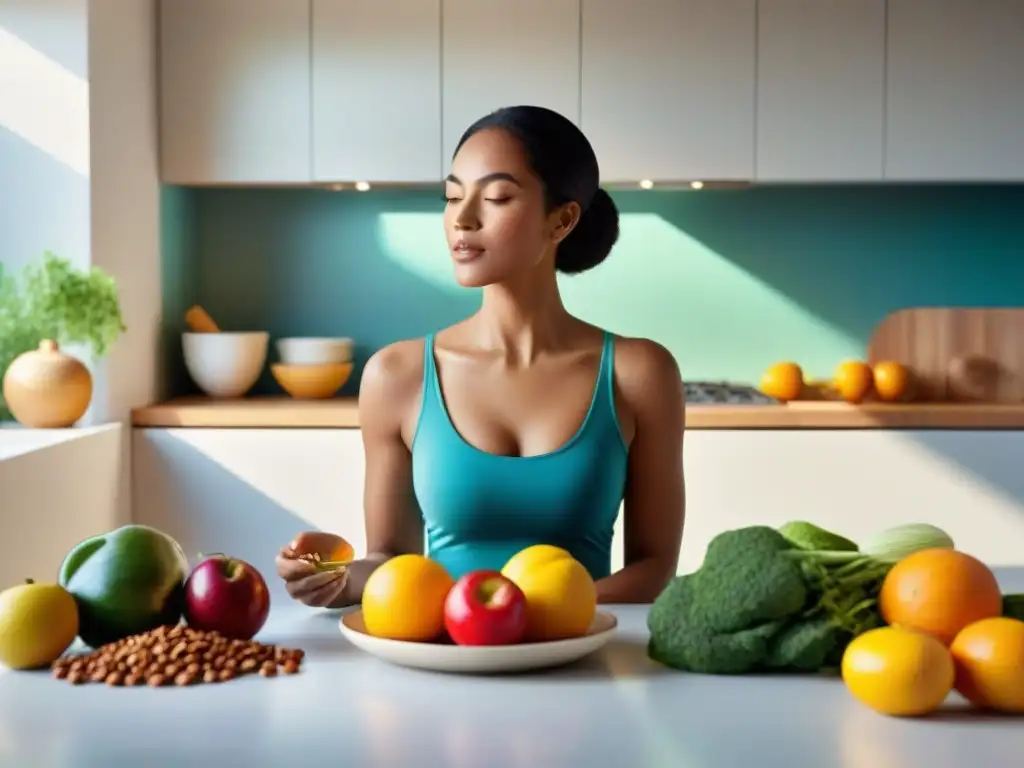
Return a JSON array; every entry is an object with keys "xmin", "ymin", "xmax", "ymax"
[{"xmin": 474, "ymin": 270, "xmax": 572, "ymax": 365}]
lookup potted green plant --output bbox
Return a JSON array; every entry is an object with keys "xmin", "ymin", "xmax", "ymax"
[{"xmin": 0, "ymin": 251, "xmax": 126, "ymax": 424}]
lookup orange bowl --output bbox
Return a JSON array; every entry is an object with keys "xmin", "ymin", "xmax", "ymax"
[{"xmin": 271, "ymin": 363, "xmax": 352, "ymax": 399}]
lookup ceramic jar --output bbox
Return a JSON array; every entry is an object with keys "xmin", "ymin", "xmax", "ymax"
[{"xmin": 2, "ymin": 340, "xmax": 93, "ymax": 427}]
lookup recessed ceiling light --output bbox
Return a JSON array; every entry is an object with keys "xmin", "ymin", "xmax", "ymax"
[
  {"xmin": 690, "ymin": 180, "xmax": 704, "ymax": 190},
  {"xmin": 639, "ymin": 179, "xmax": 654, "ymax": 189},
  {"xmin": 355, "ymin": 181, "xmax": 371, "ymax": 192}
]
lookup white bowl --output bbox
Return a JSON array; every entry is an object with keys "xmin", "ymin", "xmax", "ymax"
[
  {"xmin": 183, "ymin": 331, "xmax": 269, "ymax": 398},
  {"xmin": 276, "ymin": 337, "xmax": 353, "ymax": 365}
]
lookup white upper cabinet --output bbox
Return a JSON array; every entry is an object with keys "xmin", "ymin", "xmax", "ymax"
[
  {"xmin": 159, "ymin": 0, "xmax": 312, "ymax": 184},
  {"xmin": 886, "ymin": 0, "xmax": 1024, "ymax": 181},
  {"xmin": 441, "ymin": 0, "xmax": 581, "ymax": 166},
  {"xmin": 312, "ymin": 0, "xmax": 442, "ymax": 183},
  {"xmin": 756, "ymin": 0, "xmax": 885, "ymax": 182},
  {"xmin": 581, "ymin": 0, "xmax": 756, "ymax": 183}
]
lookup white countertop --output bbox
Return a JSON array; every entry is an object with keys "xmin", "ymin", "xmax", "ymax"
[{"xmin": 1, "ymin": 573, "xmax": 1023, "ymax": 767}]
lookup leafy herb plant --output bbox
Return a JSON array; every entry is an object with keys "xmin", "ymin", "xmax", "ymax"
[{"xmin": 0, "ymin": 251, "xmax": 126, "ymax": 420}]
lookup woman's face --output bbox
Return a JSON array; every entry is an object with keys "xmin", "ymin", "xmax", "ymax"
[{"xmin": 443, "ymin": 128, "xmax": 571, "ymax": 288}]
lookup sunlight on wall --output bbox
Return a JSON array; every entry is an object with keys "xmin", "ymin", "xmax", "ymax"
[
  {"xmin": 0, "ymin": 24, "xmax": 89, "ymax": 176},
  {"xmin": 375, "ymin": 211, "xmax": 861, "ymax": 382}
]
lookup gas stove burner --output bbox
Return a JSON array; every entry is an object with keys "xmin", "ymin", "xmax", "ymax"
[{"xmin": 684, "ymin": 381, "xmax": 781, "ymax": 405}]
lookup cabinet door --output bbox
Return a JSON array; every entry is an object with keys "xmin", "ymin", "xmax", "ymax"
[
  {"xmin": 132, "ymin": 428, "xmax": 369, "ymax": 599},
  {"xmin": 886, "ymin": 0, "xmax": 1024, "ymax": 181},
  {"xmin": 312, "ymin": 0, "xmax": 442, "ymax": 183},
  {"xmin": 581, "ymin": 0, "xmax": 756, "ymax": 183},
  {"xmin": 159, "ymin": 0, "xmax": 312, "ymax": 184},
  {"xmin": 441, "ymin": 0, "xmax": 580, "ymax": 165},
  {"xmin": 756, "ymin": 0, "xmax": 885, "ymax": 182}
]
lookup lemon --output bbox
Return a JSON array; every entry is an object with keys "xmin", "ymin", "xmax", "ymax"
[
  {"xmin": 841, "ymin": 625, "xmax": 954, "ymax": 717},
  {"xmin": 0, "ymin": 579, "xmax": 79, "ymax": 670},
  {"xmin": 502, "ymin": 545, "xmax": 597, "ymax": 642}
]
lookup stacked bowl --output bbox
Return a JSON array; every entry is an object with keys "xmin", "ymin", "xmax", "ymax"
[{"xmin": 271, "ymin": 337, "xmax": 354, "ymax": 399}]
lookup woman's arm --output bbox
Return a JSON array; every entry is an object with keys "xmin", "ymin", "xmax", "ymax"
[
  {"xmin": 595, "ymin": 339, "xmax": 686, "ymax": 604},
  {"xmin": 332, "ymin": 341, "xmax": 426, "ymax": 607}
]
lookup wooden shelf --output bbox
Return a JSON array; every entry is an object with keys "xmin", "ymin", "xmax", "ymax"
[{"xmin": 131, "ymin": 397, "xmax": 1024, "ymax": 430}]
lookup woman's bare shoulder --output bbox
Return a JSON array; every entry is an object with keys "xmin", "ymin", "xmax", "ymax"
[
  {"xmin": 609, "ymin": 334, "xmax": 685, "ymax": 413},
  {"xmin": 358, "ymin": 338, "xmax": 428, "ymax": 432}
]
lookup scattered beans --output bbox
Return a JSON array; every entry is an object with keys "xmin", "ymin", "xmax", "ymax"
[{"xmin": 50, "ymin": 624, "xmax": 305, "ymax": 687}]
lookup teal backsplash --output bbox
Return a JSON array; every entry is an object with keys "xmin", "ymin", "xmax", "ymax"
[{"xmin": 160, "ymin": 185, "xmax": 1024, "ymax": 399}]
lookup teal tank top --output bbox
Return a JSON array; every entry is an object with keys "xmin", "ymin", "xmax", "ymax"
[{"xmin": 411, "ymin": 331, "xmax": 629, "ymax": 582}]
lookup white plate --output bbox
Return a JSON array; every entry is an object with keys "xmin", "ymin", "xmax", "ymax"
[{"xmin": 339, "ymin": 610, "xmax": 618, "ymax": 674}]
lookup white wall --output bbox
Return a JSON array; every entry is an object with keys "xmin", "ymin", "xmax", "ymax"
[
  {"xmin": 0, "ymin": 0, "xmax": 90, "ymax": 273},
  {"xmin": 87, "ymin": 0, "xmax": 162, "ymax": 426},
  {"xmin": 0, "ymin": 1, "xmax": 162, "ymax": 568},
  {"xmin": 0, "ymin": 425, "xmax": 126, "ymax": 587}
]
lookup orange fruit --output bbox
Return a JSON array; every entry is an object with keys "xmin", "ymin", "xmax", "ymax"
[
  {"xmin": 501, "ymin": 545, "xmax": 597, "ymax": 641},
  {"xmin": 833, "ymin": 360, "xmax": 874, "ymax": 403},
  {"xmin": 760, "ymin": 362, "xmax": 804, "ymax": 402},
  {"xmin": 873, "ymin": 361, "xmax": 912, "ymax": 402},
  {"xmin": 950, "ymin": 617, "xmax": 1024, "ymax": 713},
  {"xmin": 361, "ymin": 555, "xmax": 454, "ymax": 642},
  {"xmin": 878, "ymin": 548, "xmax": 1003, "ymax": 646},
  {"xmin": 842, "ymin": 625, "xmax": 954, "ymax": 717}
]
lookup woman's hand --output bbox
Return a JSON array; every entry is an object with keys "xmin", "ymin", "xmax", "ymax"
[{"xmin": 275, "ymin": 531, "xmax": 351, "ymax": 608}]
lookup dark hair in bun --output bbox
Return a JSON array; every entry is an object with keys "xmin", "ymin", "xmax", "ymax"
[{"xmin": 454, "ymin": 105, "xmax": 620, "ymax": 275}]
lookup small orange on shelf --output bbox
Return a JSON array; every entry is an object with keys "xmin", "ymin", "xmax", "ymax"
[
  {"xmin": 833, "ymin": 360, "xmax": 874, "ymax": 404},
  {"xmin": 873, "ymin": 360, "xmax": 912, "ymax": 402},
  {"xmin": 760, "ymin": 362, "xmax": 804, "ymax": 402}
]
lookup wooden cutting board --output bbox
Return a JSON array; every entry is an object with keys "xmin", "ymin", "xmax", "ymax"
[{"xmin": 867, "ymin": 308, "xmax": 1024, "ymax": 403}]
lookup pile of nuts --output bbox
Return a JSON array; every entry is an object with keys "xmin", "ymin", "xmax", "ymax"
[{"xmin": 50, "ymin": 624, "xmax": 305, "ymax": 687}]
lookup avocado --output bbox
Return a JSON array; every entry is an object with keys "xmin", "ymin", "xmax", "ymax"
[{"xmin": 58, "ymin": 524, "xmax": 190, "ymax": 648}]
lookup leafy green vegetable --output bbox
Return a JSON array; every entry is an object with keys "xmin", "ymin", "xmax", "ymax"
[
  {"xmin": 690, "ymin": 526, "xmax": 808, "ymax": 633},
  {"xmin": 764, "ymin": 616, "xmax": 842, "ymax": 672},
  {"xmin": 858, "ymin": 522, "xmax": 954, "ymax": 563},
  {"xmin": 1003, "ymin": 594, "xmax": 1024, "ymax": 622},
  {"xmin": 790, "ymin": 553, "xmax": 890, "ymax": 636},
  {"xmin": 0, "ymin": 252, "xmax": 125, "ymax": 420},
  {"xmin": 778, "ymin": 520, "xmax": 858, "ymax": 553},
  {"xmin": 647, "ymin": 526, "xmax": 807, "ymax": 675},
  {"xmin": 647, "ymin": 573, "xmax": 788, "ymax": 675},
  {"xmin": 647, "ymin": 525, "xmax": 890, "ymax": 676}
]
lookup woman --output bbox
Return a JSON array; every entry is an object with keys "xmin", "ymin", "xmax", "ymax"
[{"xmin": 276, "ymin": 105, "xmax": 686, "ymax": 607}]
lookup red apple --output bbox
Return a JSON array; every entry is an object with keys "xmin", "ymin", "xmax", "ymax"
[
  {"xmin": 443, "ymin": 570, "xmax": 527, "ymax": 646},
  {"xmin": 184, "ymin": 554, "xmax": 271, "ymax": 640}
]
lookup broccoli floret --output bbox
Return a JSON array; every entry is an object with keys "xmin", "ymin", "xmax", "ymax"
[
  {"xmin": 646, "ymin": 526, "xmax": 810, "ymax": 675},
  {"xmin": 647, "ymin": 574, "xmax": 787, "ymax": 674},
  {"xmin": 690, "ymin": 526, "xmax": 808, "ymax": 634},
  {"xmin": 764, "ymin": 617, "xmax": 841, "ymax": 672}
]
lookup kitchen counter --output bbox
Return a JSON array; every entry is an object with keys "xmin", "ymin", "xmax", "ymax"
[
  {"xmin": 130, "ymin": 396, "xmax": 1024, "ymax": 430},
  {"xmin": 2, "ymin": 570, "xmax": 1022, "ymax": 767}
]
